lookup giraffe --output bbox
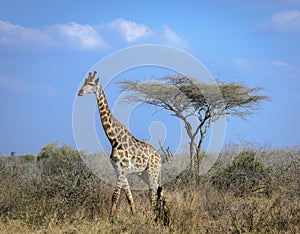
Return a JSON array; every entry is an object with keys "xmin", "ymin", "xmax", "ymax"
[{"xmin": 78, "ymin": 71, "xmax": 161, "ymax": 216}]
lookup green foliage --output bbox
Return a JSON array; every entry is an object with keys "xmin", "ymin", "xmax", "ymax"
[
  {"xmin": 0, "ymin": 143, "xmax": 108, "ymax": 226},
  {"xmin": 211, "ymin": 150, "xmax": 272, "ymax": 196},
  {"xmin": 37, "ymin": 143, "xmax": 81, "ymax": 175},
  {"xmin": 35, "ymin": 143, "xmax": 105, "ymax": 221},
  {"xmin": 19, "ymin": 154, "xmax": 36, "ymax": 161},
  {"xmin": 220, "ymin": 150, "xmax": 269, "ymax": 175},
  {"xmin": 37, "ymin": 142, "xmax": 79, "ymax": 161}
]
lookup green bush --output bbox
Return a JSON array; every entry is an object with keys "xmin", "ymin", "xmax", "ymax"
[
  {"xmin": 211, "ymin": 150, "xmax": 272, "ymax": 196},
  {"xmin": 19, "ymin": 154, "xmax": 36, "ymax": 161},
  {"xmin": 35, "ymin": 143, "xmax": 105, "ymax": 221},
  {"xmin": 0, "ymin": 143, "xmax": 109, "ymax": 226}
]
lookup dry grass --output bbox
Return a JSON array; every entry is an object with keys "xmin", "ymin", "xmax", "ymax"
[
  {"xmin": 0, "ymin": 146, "xmax": 299, "ymax": 233},
  {"xmin": 0, "ymin": 189, "xmax": 299, "ymax": 234}
]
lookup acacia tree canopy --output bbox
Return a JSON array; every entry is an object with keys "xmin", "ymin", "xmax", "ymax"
[{"xmin": 119, "ymin": 75, "xmax": 270, "ymax": 173}]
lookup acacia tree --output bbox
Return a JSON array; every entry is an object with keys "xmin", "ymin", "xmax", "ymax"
[{"xmin": 119, "ymin": 76, "xmax": 269, "ymax": 173}]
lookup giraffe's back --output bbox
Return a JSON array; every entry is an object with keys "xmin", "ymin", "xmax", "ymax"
[{"xmin": 110, "ymin": 137, "xmax": 161, "ymax": 174}]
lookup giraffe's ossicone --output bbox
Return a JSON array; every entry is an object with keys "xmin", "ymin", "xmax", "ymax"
[{"xmin": 78, "ymin": 71, "xmax": 161, "ymax": 216}]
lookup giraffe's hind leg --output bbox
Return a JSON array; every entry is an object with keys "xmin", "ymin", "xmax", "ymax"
[
  {"xmin": 149, "ymin": 175, "xmax": 159, "ymax": 208},
  {"xmin": 141, "ymin": 170, "xmax": 159, "ymax": 209}
]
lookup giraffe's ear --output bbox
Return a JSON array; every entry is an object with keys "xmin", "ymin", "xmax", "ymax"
[{"xmin": 95, "ymin": 77, "xmax": 99, "ymax": 84}]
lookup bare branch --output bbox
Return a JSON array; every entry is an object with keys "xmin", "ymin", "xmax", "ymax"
[{"xmin": 158, "ymin": 140, "xmax": 173, "ymax": 164}]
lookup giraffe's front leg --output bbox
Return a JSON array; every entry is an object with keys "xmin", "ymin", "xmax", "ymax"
[
  {"xmin": 122, "ymin": 177, "xmax": 136, "ymax": 215},
  {"xmin": 110, "ymin": 174, "xmax": 136, "ymax": 216},
  {"xmin": 110, "ymin": 178, "xmax": 122, "ymax": 217}
]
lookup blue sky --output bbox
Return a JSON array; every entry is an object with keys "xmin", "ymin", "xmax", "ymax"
[{"xmin": 0, "ymin": 0, "xmax": 300, "ymax": 155}]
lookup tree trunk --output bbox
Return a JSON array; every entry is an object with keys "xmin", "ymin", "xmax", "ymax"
[
  {"xmin": 189, "ymin": 138, "xmax": 195, "ymax": 169},
  {"xmin": 196, "ymin": 137, "xmax": 203, "ymax": 175},
  {"xmin": 189, "ymin": 137, "xmax": 197, "ymax": 187}
]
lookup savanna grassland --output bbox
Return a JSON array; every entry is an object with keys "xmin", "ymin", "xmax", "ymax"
[{"xmin": 0, "ymin": 143, "xmax": 299, "ymax": 233}]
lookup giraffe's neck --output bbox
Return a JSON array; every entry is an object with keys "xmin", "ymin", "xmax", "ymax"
[{"xmin": 95, "ymin": 85, "xmax": 127, "ymax": 145}]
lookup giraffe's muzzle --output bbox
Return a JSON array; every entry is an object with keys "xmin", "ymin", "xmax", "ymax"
[{"xmin": 78, "ymin": 90, "xmax": 84, "ymax": 96}]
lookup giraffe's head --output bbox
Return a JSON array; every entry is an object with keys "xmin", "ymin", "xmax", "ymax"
[{"xmin": 78, "ymin": 71, "xmax": 100, "ymax": 96}]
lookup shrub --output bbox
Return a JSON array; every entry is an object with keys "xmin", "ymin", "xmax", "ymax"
[
  {"xmin": 211, "ymin": 150, "xmax": 272, "ymax": 196},
  {"xmin": 0, "ymin": 146, "xmax": 299, "ymax": 233},
  {"xmin": 19, "ymin": 154, "xmax": 36, "ymax": 161},
  {"xmin": 35, "ymin": 143, "xmax": 107, "ymax": 221},
  {"xmin": 0, "ymin": 143, "xmax": 110, "ymax": 226}
]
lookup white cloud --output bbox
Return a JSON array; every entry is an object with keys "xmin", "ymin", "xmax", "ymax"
[
  {"xmin": 0, "ymin": 20, "xmax": 105, "ymax": 50},
  {"xmin": 0, "ymin": 21, "xmax": 52, "ymax": 47},
  {"xmin": 257, "ymin": 10, "xmax": 300, "ymax": 32},
  {"xmin": 50, "ymin": 22, "xmax": 106, "ymax": 49},
  {"xmin": 104, "ymin": 19, "xmax": 188, "ymax": 47},
  {"xmin": 232, "ymin": 58, "xmax": 296, "ymax": 70},
  {"xmin": 107, "ymin": 18, "xmax": 152, "ymax": 42},
  {"xmin": 269, "ymin": 61, "xmax": 291, "ymax": 67},
  {"xmin": 0, "ymin": 19, "xmax": 188, "ymax": 50},
  {"xmin": 162, "ymin": 25, "xmax": 188, "ymax": 47}
]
